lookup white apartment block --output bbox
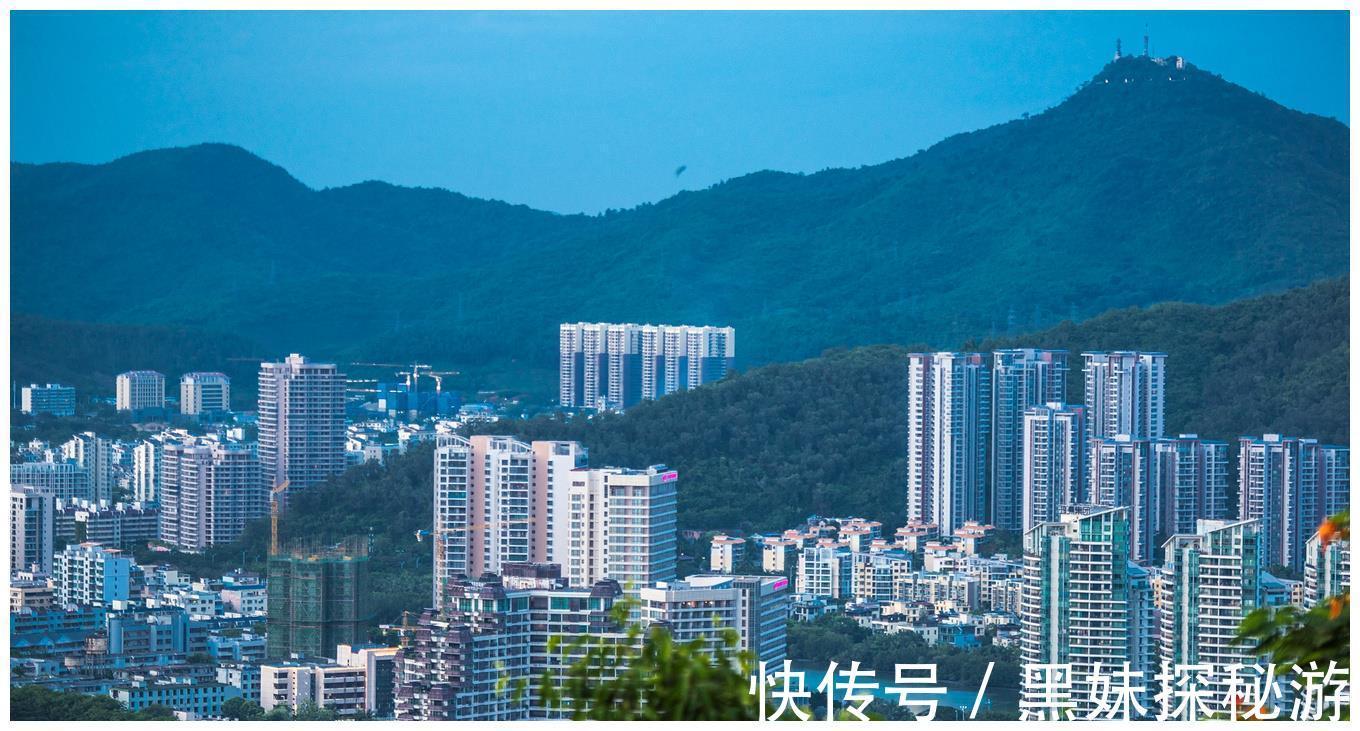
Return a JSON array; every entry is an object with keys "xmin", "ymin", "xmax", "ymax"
[
  {"xmin": 1303, "ymin": 532, "xmax": 1349, "ymax": 609},
  {"xmin": 180, "ymin": 372, "xmax": 232, "ymax": 417},
  {"xmin": 565, "ymin": 465, "xmax": 679, "ymax": 590},
  {"xmin": 11, "ymin": 460, "xmax": 92, "ymax": 502},
  {"xmin": 53, "ymin": 541, "xmax": 139, "ymax": 606},
  {"xmin": 1081, "ymin": 351, "xmax": 1166, "ymax": 442},
  {"xmin": 10, "ymin": 486, "xmax": 56, "ymax": 574},
  {"xmin": 1157, "ymin": 519, "xmax": 1265, "ymax": 716},
  {"xmin": 20, "ymin": 383, "xmax": 76, "ymax": 416},
  {"xmin": 1238, "ymin": 434, "xmax": 1349, "ymax": 571},
  {"xmin": 159, "ymin": 439, "xmax": 265, "ymax": 552},
  {"xmin": 261, "ymin": 660, "xmax": 369, "ymax": 718},
  {"xmin": 639, "ymin": 574, "xmax": 789, "ymax": 664},
  {"xmin": 1151, "ymin": 435, "xmax": 1229, "ymax": 540},
  {"xmin": 1090, "ymin": 435, "xmax": 1156, "ymax": 564},
  {"xmin": 1020, "ymin": 506, "xmax": 1155, "ymax": 719},
  {"xmin": 795, "ymin": 542, "xmax": 853, "ymax": 600},
  {"xmin": 710, "ymin": 534, "xmax": 745, "ymax": 573},
  {"xmin": 116, "ymin": 370, "xmax": 166, "ymax": 412},
  {"xmin": 62, "ymin": 432, "xmax": 114, "ymax": 504},
  {"xmin": 991, "ymin": 349, "xmax": 1068, "ymax": 532},
  {"xmin": 132, "ymin": 440, "xmax": 160, "ymax": 503},
  {"xmin": 559, "ymin": 322, "xmax": 736, "ymax": 410},
  {"xmin": 1021, "ymin": 402, "xmax": 1085, "ymax": 532},
  {"xmin": 850, "ymin": 549, "xmax": 914, "ymax": 603},
  {"xmin": 257, "ymin": 354, "xmax": 347, "ymax": 490},
  {"xmin": 906, "ymin": 352, "xmax": 990, "ymax": 535}
]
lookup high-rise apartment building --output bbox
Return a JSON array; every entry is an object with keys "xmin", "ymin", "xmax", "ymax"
[
  {"xmin": 53, "ymin": 542, "xmax": 140, "ymax": 606},
  {"xmin": 266, "ymin": 538, "xmax": 372, "ymax": 659},
  {"xmin": 1019, "ymin": 506, "xmax": 1155, "ymax": 719},
  {"xmin": 116, "ymin": 370, "xmax": 166, "ymax": 413},
  {"xmin": 11, "ymin": 461, "xmax": 92, "ymax": 502},
  {"xmin": 180, "ymin": 372, "xmax": 232, "ymax": 418},
  {"xmin": 1081, "ymin": 351, "xmax": 1166, "ymax": 442},
  {"xmin": 10, "ymin": 486, "xmax": 56, "ymax": 574},
  {"xmin": 1157, "ymin": 519, "xmax": 1265, "ymax": 716},
  {"xmin": 159, "ymin": 439, "xmax": 265, "ymax": 551},
  {"xmin": 394, "ymin": 564, "xmax": 634, "ymax": 720},
  {"xmin": 906, "ymin": 353, "xmax": 990, "ymax": 534},
  {"xmin": 1151, "ymin": 435, "xmax": 1228, "ymax": 544},
  {"xmin": 258, "ymin": 354, "xmax": 347, "ymax": 491},
  {"xmin": 1020, "ymin": 402, "xmax": 1085, "ymax": 532},
  {"xmin": 61, "ymin": 432, "xmax": 114, "ymax": 504},
  {"xmin": 991, "ymin": 349, "xmax": 1067, "ymax": 531},
  {"xmin": 1303, "ymin": 532, "xmax": 1349, "ymax": 609},
  {"xmin": 559, "ymin": 322, "xmax": 735, "ymax": 410},
  {"xmin": 20, "ymin": 383, "xmax": 76, "ymax": 417},
  {"xmin": 432, "ymin": 435, "xmax": 587, "ymax": 597},
  {"xmin": 432, "ymin": 434, "xmax": 675, "ymax": 596},
  {"xmin": 132, "ymin": 440, "xmax": 161, "ymax": 503},
  {"xmin": 1238, "ymin": 434, "xmax": 1350, "ymax": 571},
  {"xmin": 1090, "ymin": 435, "xmax": 1156, "ymax": 564},
  {"xmin": 639, "ymin": 573, "xmax": 789, "ymax": 664},
  {"xmin": 564, "ymin": 465, "xmax": 679, "ymax": 590}
]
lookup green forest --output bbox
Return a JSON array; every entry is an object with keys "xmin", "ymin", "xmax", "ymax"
[
  {"xmin": 12, "ymin": 57, "xmax": 1347, "ymax": 398},
  {"xmin": 157, "ymin": 278, "xmax": 1348, "ymax": 628}
]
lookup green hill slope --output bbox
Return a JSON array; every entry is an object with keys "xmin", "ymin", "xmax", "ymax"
[
  {"xmin": 13, "ymin": 56, "xmax": 1348, "ymax": 394},
  {"xmin": 162, "ymin": 279, "xmax": 1347, "ymax": 625}
]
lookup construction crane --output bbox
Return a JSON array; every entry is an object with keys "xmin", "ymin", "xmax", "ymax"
[
  {"xmin": 349, "ymin": 361, "xmax": 461, "ymax": 418},
  {"xmin": 269, "ymin": 480, "xmax": 291, "ymax": 556}
]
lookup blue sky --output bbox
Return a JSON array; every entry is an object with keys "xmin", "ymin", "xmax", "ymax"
[{"xmin": 11, "ymin": 10, "xmax": 1349, "ymax": 214}]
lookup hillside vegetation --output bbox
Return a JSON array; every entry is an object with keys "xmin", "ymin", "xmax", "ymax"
[
  {"xmin": 11, "ymin": 315, "xmax": 266, "ymax": 409},
  {"xmin": 12, "ymin": 57, "xmax": 1348, "ymax": 396},
  {"xmin": 162, "ymin": 279, "xmax": 1348, "ymax": 626}
]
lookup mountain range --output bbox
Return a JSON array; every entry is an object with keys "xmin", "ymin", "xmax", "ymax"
[{"xmin": 11, "ymin": 55, "xmax": 1348, "ymax": 397}]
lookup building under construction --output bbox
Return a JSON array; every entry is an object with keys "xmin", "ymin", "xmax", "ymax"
[{"xmin": 266, "ymin": 537, "xmax": 373, "ymax": 659}]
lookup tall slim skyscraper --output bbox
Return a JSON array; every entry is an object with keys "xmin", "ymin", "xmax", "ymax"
[
  {"xmin": 559, "ymin": 323, "xmax": 735, "ymax": 410},
  {"xmin": 1020, "ymin": 402, "xmax": 1085, "ymax": 531},
  {"xmin": 1158, "ymin": 519, "xmax": 1264, "ymax": 716},
  {"xmin": 1090, "ymin": 435, "xmax": 1156, "ymax": 564},
  {"xmin": 991, "ymin": 349, "xmax": 1067, "ymax": 531},
  {"xmin": 180, "ymin": 372, "xmax": 232, "ymax": 418},
  {"xmin": 1020, "ymin": 506, "xmax": 1155, "ymax": 719},
  {"xmin": 159, "ymin": 439, "xmax": 265, "ymax": 551},
  {"xmin": 906, "ymin": 353, "xmax": 990, "ymax": 534},
  {"xmin": 116, "ymin": 370, "xmax": 166, "ymax": 413},
  {"xmin": 258, "ymin": 354, "xmax": 347, "ymax": 491},
  {"xmin": 10, "ymin": 486, "xmax": 56, "ymax": 574},
  {"xmin": 1151, "ymin": 435, "xmax": 1228, "ymax": 544},
  {"xmin": 1238, "ymin": 434, "xmax": 1349, "ymax": 571},
  {"xmin": 1082, "ymin": 351, "xmax": 1166, "ymax": 441}
]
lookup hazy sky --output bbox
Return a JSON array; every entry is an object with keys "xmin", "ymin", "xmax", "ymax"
[{"xmin": 12, "ymin": 10, "xmax": 1349, "ymax": 214}]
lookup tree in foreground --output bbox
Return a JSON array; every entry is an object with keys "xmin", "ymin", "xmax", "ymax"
[
  {"xmin": 534, "ymin": 596, "xmax": 760, "ymax": 720},
  {"xmin": 1234, "ymin": 511, "xmax": 1349, "ymax": 719}
]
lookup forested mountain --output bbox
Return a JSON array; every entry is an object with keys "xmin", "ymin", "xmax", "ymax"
[
  {"xmin": 12, "ymin": 56, "xmax": 1347, "ymax": 395},
  {"xmin": 11, "ymin": 315, "xmax": 265, "ymax": 409},
  {"xmin": 164, "ymin": 278, "xmax": 1347, "ymax": 626}
]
